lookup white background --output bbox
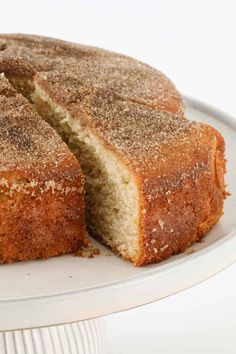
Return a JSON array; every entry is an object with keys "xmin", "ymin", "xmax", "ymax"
[{"xmin": 1, "ymin": 1, "xmax": 236, "ymax": 353}]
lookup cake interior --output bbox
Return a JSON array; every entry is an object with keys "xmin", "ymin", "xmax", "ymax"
[{"xmin": 9, "ymin": 77, "xmax": 141, "ymax": 263}]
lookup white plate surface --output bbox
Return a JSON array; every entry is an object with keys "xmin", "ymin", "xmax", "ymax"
[{"xmin": 0, "ymin": 97, "xmax": 236, "ymax": 331}]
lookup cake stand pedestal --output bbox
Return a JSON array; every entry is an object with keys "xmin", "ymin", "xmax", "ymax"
[
  {"xmin": 0, "ymin": 319, "xmax": 105, "ymax": 354},
  {"xmin": 0, "ymin": 98, "xmax": 236, "ymax": 354}
]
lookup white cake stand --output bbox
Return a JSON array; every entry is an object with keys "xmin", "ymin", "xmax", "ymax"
[{"xmin": 0, "ymin": 97, "xmax": 236, "ymax": 354}]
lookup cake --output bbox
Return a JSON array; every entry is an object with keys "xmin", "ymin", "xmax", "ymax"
[
  {"xmin": 0, "ymin": 34, "xmax": 226, "ymax": 265},
  {"xmin": 0, "ymin": 74, "xmax": 86, "ymax": 263}
]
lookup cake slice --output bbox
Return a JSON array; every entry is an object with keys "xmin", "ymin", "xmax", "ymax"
[
  {"xmin": 0, "ymin": 74, "xmax": 86, "ymax": 263},
  {"xmin": 32, "ymin": 74, "xmax": 226, "ymax": 266}
]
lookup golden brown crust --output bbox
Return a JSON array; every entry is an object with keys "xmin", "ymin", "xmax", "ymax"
[
  {"xmin": 95, "ymin": 124, "xmax": 226, "ymax": 266},
  {"xmin": 0, "ymin": 34, "xmax": 226, "ymax": 265},
  {"xmin": 137, "ymin": 125, "xmax": 226, "ymax": 265},
  {"xmin": 0, "ymin": 170, "xmax": 86, "ymax": 263},
  {"xmin": 0, "ymin": 75, "xmax": 87, "ymax": 263}
]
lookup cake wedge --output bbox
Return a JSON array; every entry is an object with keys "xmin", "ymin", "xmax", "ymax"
[{"xmin": 0, "ymin": 74, "xmax": 87, "ymax": 263}]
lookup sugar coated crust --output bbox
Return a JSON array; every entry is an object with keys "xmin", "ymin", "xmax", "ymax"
[{"xmin": 0, "ymin": 34, "xmax": 226, "ymax": 265}]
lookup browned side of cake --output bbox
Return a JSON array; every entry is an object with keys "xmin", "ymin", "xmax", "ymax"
[
  {"xmin": 0, "ymin": 75, "xmax": 87, "ymax": 263},
  {"xmin": 137, "ymin": 124, "xmax": 226, "ymax": 265}
]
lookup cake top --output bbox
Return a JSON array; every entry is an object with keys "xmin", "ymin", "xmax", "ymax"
[
  {"xmin": 35, "ymin": 71, "xmax": 206, "ymax": 177},
  {"xmin": 0, "ymin": 34, "xmax": 183, "ymax": 115},
  {"xmin": 0, "ymin": 73, "xmax": 79, "ymax": 180},
  {"xmin": 0, "ymin": 34, "xmax": 211, "ymax": 182}
]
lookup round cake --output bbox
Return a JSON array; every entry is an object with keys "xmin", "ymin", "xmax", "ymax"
[{"xmin": 0, "ymin": 34, "xmax": 226, "ymax": 265}]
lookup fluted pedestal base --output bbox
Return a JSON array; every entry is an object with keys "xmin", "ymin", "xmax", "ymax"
[{"xmin": 0, "ymin": 319, "xmax": 105, "ymax": 354}]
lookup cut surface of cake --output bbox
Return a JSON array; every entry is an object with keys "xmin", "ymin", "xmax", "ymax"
[{"xmin": 0, "ymin": 34, "xmax": 226, "ymax": 265}]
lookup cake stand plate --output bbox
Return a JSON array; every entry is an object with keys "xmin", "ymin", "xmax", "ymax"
[{"xmin": 0, "ymin": 97, "xmax": 236, "ymax": 354}]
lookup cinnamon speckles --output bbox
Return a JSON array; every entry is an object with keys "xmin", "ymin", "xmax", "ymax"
[
  {"xmin": 7, "ymin": 125, "xmax": 35, "ymax": 152},
  {"xmin": 0, "ymin": 34, "xmax": 183, "ymax": 115},
  {"xmin": 0, "ymin": 75, "xmax": 82, "ymax": 179},
  {"xmin": 70, "ymin": 90, "xmax": 205, "ymax": 176}
]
